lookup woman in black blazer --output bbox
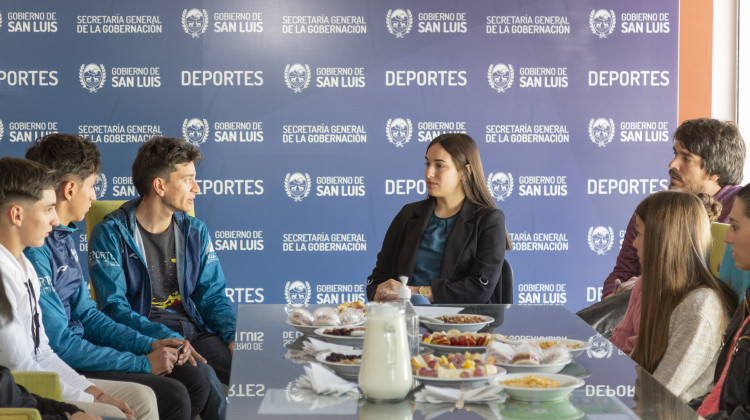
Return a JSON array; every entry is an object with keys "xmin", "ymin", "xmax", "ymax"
[{"xmin": 367, "ymin": 133, "xmax": 509, "ymax": 304}]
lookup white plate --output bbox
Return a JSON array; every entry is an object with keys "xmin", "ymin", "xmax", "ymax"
[
  {"xmin": 528, "ymin": 339, "xmax": 589, "ymax": 358},
  {"xmin": 421, "ymin": 341, "xmax": 489, "ymax": 355},
  {"xmin": 496, "ymin": 360, "xmax": 570, "ymax": 374},
  {"xmin": 285, "ymin": 320, "xmax": 363, "ymax": 336},
  {"xmin": 420, "ymin": 314, "xmax": 495, "ymax": 333},
  {"xmin": 315, "ymin": 350, "xmax": 362, "ymax": 379},
  {"xmin": 313, "ymin": 327, "xmax": 366, "ymax": 346},
  {"xmin": 498, "ymin": 373, "xmax": 584, "ymax": 402},
  {"xmin": 414, "ymin": 369, "xmax": 506, "ymax": 388}
]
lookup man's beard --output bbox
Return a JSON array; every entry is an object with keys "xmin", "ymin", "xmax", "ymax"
[{"xmin": 668, "ymin": 169, "xmax": 703, "ymax": 194}]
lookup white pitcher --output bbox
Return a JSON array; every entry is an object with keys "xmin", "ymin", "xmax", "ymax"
[{"xmin": 358, "ymin": 302, "xmax": 413, "ymax": 401}]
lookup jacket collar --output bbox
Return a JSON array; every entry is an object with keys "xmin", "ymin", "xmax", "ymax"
[
  {"xmin": 50, "ymin": 223, "xmax": 78, "ymax": 242},
  {"xmin": 108, "ymin": 197, "xmax": 188, "ymax": 234}
]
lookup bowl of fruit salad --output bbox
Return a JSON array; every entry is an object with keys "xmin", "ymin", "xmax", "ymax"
[{"xmin": 411, "ymin": 352, "xmax": 505, "ymax": 387}]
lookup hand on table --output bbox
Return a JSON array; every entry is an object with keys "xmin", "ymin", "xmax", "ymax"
[{"xmin": 372, "ymin": 279, "xmax": 402, "ymax": 302}]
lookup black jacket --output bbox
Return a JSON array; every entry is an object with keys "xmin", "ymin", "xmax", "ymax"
[
  {"xmin": 693, "ymin": 289, "xmax": 750, "ymax": 419},
  {"xmin": 0, "ymin": 366, "xmax": 83, "ymax": 420},
  {"xmin": 366, "ymin": 198, "xmax": 506, "ymax": 303}
]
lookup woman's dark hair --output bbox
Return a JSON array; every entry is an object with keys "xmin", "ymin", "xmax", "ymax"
[
  {"xmin": 427, "ymin": 133, "xmax": 495, "ymax": 209},
  {"xmin": 427, "ymin": 133, "xmax": 512, "ymax": 250}
]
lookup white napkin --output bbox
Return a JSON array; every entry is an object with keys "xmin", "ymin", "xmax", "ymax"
[
  {"xmin": 414, "ymin": 401, "xmax": 503, "ymax": 420},
  {"xmin": 297, "ymin": 362, "xmax": 360, "ymax": 397},
  {"xmin": 302, "ymin": 337, "xmax": 356, "ymax": 355},
  {"xmin": 414, "ymin": 383, "xmax": 506, "ymax": 408}
]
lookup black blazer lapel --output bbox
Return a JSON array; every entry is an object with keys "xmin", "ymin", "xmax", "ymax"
[
  {"xmin": 399, "ymin": 198, "xmax": 435, "ymax": 278},
  {"xmin": 440, "ymin": 199, "xmax": 476, "ymax": 279}
]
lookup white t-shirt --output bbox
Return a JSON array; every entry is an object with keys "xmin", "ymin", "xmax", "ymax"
[{"xmin": 0, "ymin": 243, "xmax": 94, "ymax": 402}]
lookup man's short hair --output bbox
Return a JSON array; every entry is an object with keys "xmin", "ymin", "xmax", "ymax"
[
  {"xmin": 674, "ymin": 118, "xmax": 746, "ymax": 187},
  {"xmin": 132, "ymin": 136, "xmax": 203, "ymax": 197},
  {"xmin": 25, "ymin": 133, "xmax": 101, "ymax": 189},
  {"xmin": 0, "ymin": 157, "xmax": 58, "ymax": 210}
]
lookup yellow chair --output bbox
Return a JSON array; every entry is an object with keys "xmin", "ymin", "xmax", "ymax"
[
  {"xmin": 12, "ymin": 371, "xmax": 63, "ymax": 401},
  {"xmin": 0, "ymin": 372, "xmax": 63, "ymax": 420},
  {"xmin": 710, "ymin": 222, "xmax": 730, "ymax": 277},
  {"xmin": 0, "ymin": 409, "xmax": 41, "ymax": 420},
  {"xmin": 85, "ymin": 200, "xmax": 127, "ymax": 241}
]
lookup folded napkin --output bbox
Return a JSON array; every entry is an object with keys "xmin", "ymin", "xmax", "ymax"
[
  {"xmin": 297, "ymin": 362, "xmax": 360, "ymax": 397},
  {"xmin": 302, "ymin": 337, "xmax": 357, "ymax": 355},
  {"xmin": 414, "ymin": 383, "xmax": 506, "ymax": 409},
  {"xmin": 414, "ymin": 401, "xmax": 503, "ymax": 420}
]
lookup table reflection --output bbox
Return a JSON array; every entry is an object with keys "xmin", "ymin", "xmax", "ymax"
[{"xmin": 228, "ymin": 304, "xmax": 701, "ymax": 419}]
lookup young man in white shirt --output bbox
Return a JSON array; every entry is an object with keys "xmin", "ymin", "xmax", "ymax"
[{"xmin": 0, "ymin": 156, "xmax": 155, "ymax": 419}]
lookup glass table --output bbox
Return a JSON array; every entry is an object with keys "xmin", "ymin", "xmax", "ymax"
[{"xmin": 227, "ymin": 304, "xmax": 701, "ymax": 419}]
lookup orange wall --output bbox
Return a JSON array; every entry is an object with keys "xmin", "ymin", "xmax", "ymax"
[{"xmin": 678, "ymin": 0, "xmax": 713, "ymax": 122}]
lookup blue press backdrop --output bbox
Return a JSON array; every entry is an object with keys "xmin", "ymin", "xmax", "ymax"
[{"xmin": 0, "ymin": 0, "xmax": 678, "ymax": 311}]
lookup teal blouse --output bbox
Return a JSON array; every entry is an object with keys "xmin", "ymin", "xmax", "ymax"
[{"xmin": 411, "ymin": 211, "xmax": 458, "ymax": 286}]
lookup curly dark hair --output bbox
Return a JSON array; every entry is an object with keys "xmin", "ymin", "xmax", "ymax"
[
  {"xmin": 25, "ymin": 133, "xmax": 101, "ymax": 189},
  {"xmin": 132, "ymin": 136, "xmax": 203, "ymax": 197},
  {"xmin": 674, "ymin": 118, "xmax": 745, "ymax": 187}
]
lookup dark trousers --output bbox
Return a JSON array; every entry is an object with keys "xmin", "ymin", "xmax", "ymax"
[
  {"xmin": 166, "ymin": 319, "xmax": 233, "ymax": 385},
  {"xmin": 81, "ymin": 361, "xmax": 225, "ymax": 420}
]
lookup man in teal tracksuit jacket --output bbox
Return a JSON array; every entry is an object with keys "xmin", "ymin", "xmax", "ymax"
[
  {"xmin": 89, "ymin": 198, "xmax": 236, "ymax": 365},
  {"xmin": 88, "ymin": 137, "xmax": 236, "ymax": 385}
]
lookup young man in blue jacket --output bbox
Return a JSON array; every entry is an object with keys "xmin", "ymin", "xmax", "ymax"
[
  {"xmin": 23, "ymin": 134, "xmax": 226, "ymax": 420},
  {"xmin": 88, "ymin": 136, "xmax": 235, "ymax": 385}
]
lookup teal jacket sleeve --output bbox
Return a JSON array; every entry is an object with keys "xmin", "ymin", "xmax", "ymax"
[
  {"xmin": 191, "ymin": 222, "xmax": 236, "ymax": 344},
  {"xmin": 89, "ymin": 220, "xmax": 182, "ymax": 340},
  {"xmin": 72, "ymin": 278, "xmax": 157, "ymax": 357},
  {"xmin": 24, "ymin": 246, "xmax": 153, "ymax": 374}
]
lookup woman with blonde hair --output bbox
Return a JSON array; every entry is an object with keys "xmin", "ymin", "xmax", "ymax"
[
  {"xmin": 629, "ymin": 190, "xmax": 736, "ymax": 402},
  {"xmin": 610, "ymin": 192, "xmax": 724, "ymax": 355},
  {"xmin": 366, "ymin": 133, "xmax": 509, "ymax": 304}
]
